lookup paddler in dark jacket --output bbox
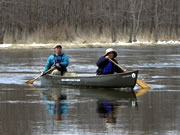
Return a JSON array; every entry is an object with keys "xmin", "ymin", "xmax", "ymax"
[
  {"xmin": 96, "ymin": 48, "xmax": 126, "ymax": 75},
  {"xmin": 43, "ymin": 45, "xmax": 69, "ymax": 75}
]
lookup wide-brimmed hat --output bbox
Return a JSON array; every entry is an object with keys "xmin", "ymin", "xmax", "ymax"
[
  {"xmin": 104, "ymin": 48, "xmax": 118, "ymax": 58},
  {"xmin": 54, "ymin": 45, "xmax": 62, "ymax": 49}
]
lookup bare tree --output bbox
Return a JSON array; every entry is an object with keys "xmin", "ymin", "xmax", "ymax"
[
  {"xmin": 0, "ymin": 1, "xmax": 7, "ymax": 43},
  {"xmin": 1, "ymin": 0, "xmax": 180, "ymax": 44},
  {"xmin": 153, "ymin": 0, "xmax": 160, "ymax": 43},
  {"xmin": 127, "ymin": 0, "xmax": 144, "ymax": 43}
]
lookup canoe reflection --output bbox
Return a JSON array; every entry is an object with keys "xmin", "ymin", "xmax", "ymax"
[{"xmin": 42, "ymin": 86, "xmax": 138, "ymax": 122}]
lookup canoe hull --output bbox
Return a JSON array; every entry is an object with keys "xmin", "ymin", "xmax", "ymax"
[{"xmin": 41, "ymin": 70, "xmax": 138, "ymax": 88}]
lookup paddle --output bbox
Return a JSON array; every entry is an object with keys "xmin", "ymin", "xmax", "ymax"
[
  {"xmin": 25, "ymin": 67, "xmax": 55, "ymax": 84},
  {"xmin": 108, "ymin": 58, "xmax": 151, "ymax": 89}
]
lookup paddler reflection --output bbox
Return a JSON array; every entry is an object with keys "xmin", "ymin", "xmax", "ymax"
[
  {"xmin": 97, "ymin": 100, "xmax": 117, "ymax": 123},
  {"xmin": 97, "ymin": 99, "xmax": 138, "ymax": 124},
  {"xmin": 53, "ymin": 94, "xmax": 67, "ymax": 120},
  {"xmin": 43, "ymin": 89, "xmax": 68, "ymax": 121}
]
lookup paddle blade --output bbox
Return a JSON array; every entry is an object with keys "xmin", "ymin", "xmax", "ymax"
[
  {"xmin": 25, "ymin": 79, "xmax": 35, "ymax": 84},
  {"xmin": 25, "ymin": 74, "xmax": 42, "ymax": 84},
  {"xmin": 137, "ymin": 79, "xmax": 151, "ymax": 89},
  {"xmin": 136, "ymin": 88, "xmax": 151, "ymax": 97}
]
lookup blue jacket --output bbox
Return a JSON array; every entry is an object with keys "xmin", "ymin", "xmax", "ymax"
[
  {"xmin": 96, "ymin": 56, "xmax": 123, "ymax": 75},
  {"xmin": 44, "ymin": 53, "xmax": 69, "ymax": 72}
]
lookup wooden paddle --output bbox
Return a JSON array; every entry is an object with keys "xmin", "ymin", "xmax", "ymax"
[
  {"xmin": 108, "ymin": 58, "xmax": 151, "ymax": 89},
  {"xmin": 25, "ymin": 67, "xmax": 55, "ymax": 84}
]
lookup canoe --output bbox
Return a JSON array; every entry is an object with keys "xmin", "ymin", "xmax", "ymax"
[{"xmin": 40, "ymin": 70, "xmax": 138, "ymax": 88}]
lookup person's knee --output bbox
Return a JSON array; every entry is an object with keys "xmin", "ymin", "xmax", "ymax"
[
  {"xmin": 52, "ymin": 69, "xmax": 61, "ymax": 75},
  {"xmin": 64, "ymin": 72, "xmax": 77, "ymax": 76}
]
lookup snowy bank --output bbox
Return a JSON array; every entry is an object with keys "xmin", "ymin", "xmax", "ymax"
[{"xmin": 0, "ymin": 41, "xmax": 180, "ymax": 49}]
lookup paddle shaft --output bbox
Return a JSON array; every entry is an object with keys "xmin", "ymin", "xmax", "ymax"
[
  {"xmin": 36, "ymin": 66, "xmax": 55, "ymax": 80},
  {"xmin": 108, "ymin": 58, "xmax": 126, "ymax": 72},
  {"xmin": 26, "ymin": 66, "xmax": 55, "ymax": 84},
  {"xmin": 43, "ymin": 66, "xmax": 55, "ymax": 75}
]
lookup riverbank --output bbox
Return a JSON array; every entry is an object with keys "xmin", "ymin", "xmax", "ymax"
[{"xmin": 0, "ymin": 40, "xmax": 180, "ymax": 49}]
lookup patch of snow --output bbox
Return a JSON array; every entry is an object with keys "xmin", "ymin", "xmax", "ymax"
[
  {"xmin": 28, "ymin": 43, "xmax": 52, "ymax": 47},
  {"xmin": 0, "ymin": 44, "xmax": 12, "ymax": 48},
  {"xmin": 0, "ymin": 40, "xmax": 180, "ymax": 49},
  {"xmin": 116, "ymin": 41, "xmax": 132, "ymax": 45},
  {"xmin": 158, "ymin": 40, "xmax": 180, "ymax": 45}
]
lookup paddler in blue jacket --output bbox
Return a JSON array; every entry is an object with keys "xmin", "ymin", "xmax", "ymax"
[
  {"xmin": 96, "ymin": 48, "xmax": 126, "ymax": 75},
  {"xmin": 43, "ymin": 45, "xmax": 69, "ymax": 75}
]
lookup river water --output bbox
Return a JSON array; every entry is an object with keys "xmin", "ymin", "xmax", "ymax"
[{"xmin": 0, "ymin": 46, "xmax": 180, "ymax": 135}]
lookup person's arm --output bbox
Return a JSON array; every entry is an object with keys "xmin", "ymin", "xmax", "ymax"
[
  {"xmin": 96, "ymin": 56, "xmax": 109, "ymax": 68},
  {"xmin": 44, "ymin": 56, "xmax": 53, "ymax": 72},
  {"xmin": 60, "ymin": 55, "xmax": 69, "ymax": 67},
  {"xmin": 113, "ymin": 59, "xmax": 126, "ymax": 73}
]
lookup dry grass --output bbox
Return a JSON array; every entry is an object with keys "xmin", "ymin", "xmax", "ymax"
[{"xmin": 3, "ymin": 24, "xmax": 180, "ymax": 44}]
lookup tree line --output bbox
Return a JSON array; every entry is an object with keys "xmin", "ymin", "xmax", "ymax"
[{"xmin": 0, "ymin": 0, "xmax": 179, "ymax": 44}]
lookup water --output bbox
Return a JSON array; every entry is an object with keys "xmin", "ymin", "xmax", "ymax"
[{"xmin": 0, "ymin": 46, "xmax": 180, "ymax": 135}]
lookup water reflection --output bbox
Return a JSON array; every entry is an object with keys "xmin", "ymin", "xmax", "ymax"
[
  {"xmin": 42, "ymin": 86, "xmax": 138, "ymax": 124},
  {"xmin": 97, "ymin": 99, "xmax": 137, "ymax": 125},
  {"xmin": 42, "ymin": 88, "xmax": 68, "ymax": 121},
  {"xmin": 97, "ymin": 91, "xmax": 138, "ymax": 126},
  {"xmin": 53, "ymin": 95, "xmax": 67, "ymax": 121},
  {"xmin": 97, "ymin": 100, "xmax": 118, "ymax": 124},
  {"xmin": 135, "ymin": 88, "xmax": 151, "ymax": 97}
]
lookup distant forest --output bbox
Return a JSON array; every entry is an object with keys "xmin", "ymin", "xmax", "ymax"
[{"xmin": 0, "ymin": 0, "xmax": 179, "ymax": 44}]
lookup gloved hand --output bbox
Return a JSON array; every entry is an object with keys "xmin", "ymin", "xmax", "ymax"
[
  {"xmin": 55, "ymin": 63, "xmax": 61, "ymax": 70},
  {"xmin": 40, "ymin": 72, "xmax": 44, "ymax": 76}
]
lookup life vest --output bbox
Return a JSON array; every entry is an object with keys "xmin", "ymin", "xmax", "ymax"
[
  {"xmin": 53, "ymin": 54, "xmax": 63, "ymax": 64},
  {"xmin": 53, "ymin": 54, "xmax": 67, "ymax": 74},
  {"xmin": 103, "ymin": 61, "xmax": 115, "ymax": 74}
]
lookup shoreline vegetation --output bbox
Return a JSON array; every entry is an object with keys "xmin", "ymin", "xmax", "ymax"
[{"xmin": 0, "ymin": 41, "xmax": 180, "ymax": 49}]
